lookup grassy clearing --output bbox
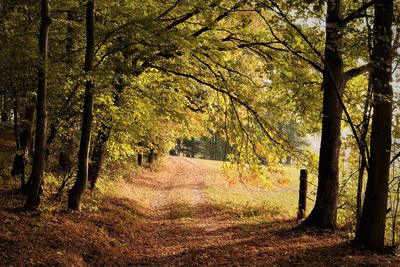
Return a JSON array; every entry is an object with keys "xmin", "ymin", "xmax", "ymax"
[
  {"xmin": 205, "ymin": 182, "xmax": 287, "ymax": 226},
  {"xmin": 195, "ymin": 158, "xmax": 315, "ymax": 225}
]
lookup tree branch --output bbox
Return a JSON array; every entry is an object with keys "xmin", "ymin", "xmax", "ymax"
[
  {"xmin": 192, "ymin": 1, "xmax": 244, "ymax": 37},
  {"xmin": 165, "ymin": 3, "xmax": 217, "ymax": 30},
  {"xmin": 166, "ymin": 10, "xmax": 199, "ymax": 30},
  {"xmin": 344, "ymin": 64, "xmax": 370, "ymax": 82},
  {"xmin": 148, "ymin": 64, "xmax": 282, "ymax": 146},
  {"xmin": 156, "ymin": 0, "xmax": 182, "ymax": 19},
  {"xmin": 263, "ymin": 1, "xmax": 323, "ymax": 60},
  {"xmin": 340, "ymin": 0, "xmax": 376, "ymax": 27},
  {"xmin": 256, "ymin": 10, "xmax": 324, "ymax": 73},
  {"xmin": 390, "ymin": 151, "xmax": 400, "ymax": 165}
]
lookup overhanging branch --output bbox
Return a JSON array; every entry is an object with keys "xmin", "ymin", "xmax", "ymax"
[
  {"xmin": 340, "ymin": 0, "xmax": 376, "ymax": 27},
  {"xmin": 147, "ymin": 64, "xmax": 283, "ymax": 146},
  {"xmin": 344, "ymin": 64, "xmax": 370, "ymax": 82}
]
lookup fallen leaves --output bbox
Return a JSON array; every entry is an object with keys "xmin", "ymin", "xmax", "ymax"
[{"xmin": 0, "ymin": 157, "xmax": 399, "ymax": 266}]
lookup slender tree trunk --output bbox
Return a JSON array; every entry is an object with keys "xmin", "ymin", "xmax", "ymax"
[
  {"xmin": 11, "ymin": 105, "xmax": 34, "ymax": 191},
  {"xmin": 45, "ymin": 121, "xmax": 57, "ymax": 159},
  {"xmin": 57, "ymin": 9, "xmax": 77, "ymax": 172},
  {"xmin": 11, "ymin": 98, "xmax": 25, "ymax": 190},
  {"xmin": 68, "ymin": 0, "xmax": 95, "ymax": 211},
  {"xmin": 148, "ymin": 148, "xmax": 156, "ymax": 164},
  {"xmin": 356, "ymin": 156, "xmax": 366, "ymax": 227},
  {"xmin": 88, "ymin": 81, "xmax": 123, "ymax": 190},
  {"xmin": 138, "ymin": 153, "xmax": 143, "ymax": 166},
  {"xmin": 301, "ymin": 0, "xmax": 344, "ymax": 229},
  {"xmin": 13, "ymin": 99, "xmax": 20, "ymax": 149},
  {"xmin": 355, "ymin": 0, "xmax": 393, "ymax": 251},
  {"xmin": 356, "ymin": 84, "xmax": 372, "ymax": 229},
  {"xmin": 88, "ymin": 122, "xmax": 110, "ymax": 189},
  {"xmin": 24, "ymin": 0, "xmax": 51, "ymax": 210}
]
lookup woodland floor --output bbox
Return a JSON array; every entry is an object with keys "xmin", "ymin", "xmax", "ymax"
[{"xmin": 0, "ymin": 129, "xmax": 400, "ymax": 266}]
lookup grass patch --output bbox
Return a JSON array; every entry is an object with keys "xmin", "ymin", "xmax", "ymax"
[
  {"xmin": 204, "ymin": 163, "xmax": 313, "ymax": 221},
  {"xmin": 206, "ymin": 183, "xmax": 289, "ymax": 222},
  {"xmin": 168, "ymin": 187, "xmax": 197, "ymax": 221}
]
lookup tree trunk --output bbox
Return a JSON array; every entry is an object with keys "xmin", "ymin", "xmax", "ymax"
[
  {"xmin": 301, "ymin": 0, "xmax": 344, "ymax": 229},
  {"xmin": 355, "ymin": 0, "xmax": 393, "ymax": 250},
  {"xmin": 356, "ymin": 84, "xmax": 372, "ymax": 229},
  {"xmin": 87, "ymin": 122, "xmax": 110, "ymax": 189},
  {"xmin": 56, "ymin": 8, "xmax": 77, "ymax": 172},
  {"xmin": 88, "ymin": 81, "xmax": 123, "ymax": 190},
  {"xmin": 11, "ymin": 105, "xmax": 34, "ymax": 191},
  {"xmin": 24, "ymin": 0, "xmax": 51, "ymax": 210},
  {"xmin": 58, "ymin": 137, "xmax": 74, "ymax": 172},
  {"xmin": 68, "ymin": 0, "xmax": 95, "ymax": 211},
  {"xmin": 45, "ymin": 121, "xmax": 57, "ymax": 160},
  {"xmin": 13, "ymin": 99, "xmax": 20, "ymax": 149},
  {"xmin": 148, "ymin": 148, "xmax": 156, "ymax": 165},
  {"xmin": 138, "ymin": 153, "xmax": 143, "ymax": 166}
]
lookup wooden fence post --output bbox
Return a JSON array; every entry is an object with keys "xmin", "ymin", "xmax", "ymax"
[{"xmin": 297, "ymin": 169, "xmax": 308, "ymax": 219}]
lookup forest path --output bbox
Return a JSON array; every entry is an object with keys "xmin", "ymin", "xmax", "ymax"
[
  {"xmin": 110, "ymin": 157, "xmax": 398, "ymax": 266},
  {"xmin": 1, "ymin": 156, "xmax": 399, "ymax": 266},
  {"xmin": 116, "ymin": 156, "xmax": 243, "ymax": 265}
]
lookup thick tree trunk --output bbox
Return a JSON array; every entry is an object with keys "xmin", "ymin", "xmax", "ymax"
[
  {"xmin": 68, "ymin": 0, "xmax": 95, "ymax": 211},
  {"xmin": 24, "ymin": 0, "xmax": 51, "ymax": 210},
  {"xmin": 88, "ymin": 82, "xmax": 123, "ymax": 190},
  {"xmin": 356, "ymin": 0, "xmax": 393, "ymax": 251},
  {"xmin": 301, "ymin": 0, "xmax": 344, "ymax": 229}
]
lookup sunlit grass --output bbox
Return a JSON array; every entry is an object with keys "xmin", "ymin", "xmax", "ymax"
[
  {"xmin": 199, "ymin": 159, "xmax": 312, "ymax": 225},
  {"xmin": 168, "ymin": 188, "xmax": 196, "ymax": 220}
]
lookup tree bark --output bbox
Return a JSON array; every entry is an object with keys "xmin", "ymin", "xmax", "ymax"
[
  {"xmin": 24, "ymin": 0, "xmax": 51, "ymax": 210},
  {"xmin": 301, "ymin": 0, "xmax": 344, "ymax": 229},
  {"xmin": 87, "ymin": 121, "xmax": 110, "ymax": 189},
  {"xmin": 88, "ymin": 81, "xmax": 123, "ymax": 190},
  {"xmin": 137, "ymin": 153, "xmax": 143, "ymax": 166},
  {"xmin": 68, "ymin": 0, "xmax": 95, "ymax": 211},
  {"xmin": 356, "ymin": 82, "xmax": 372, "ymax": 229},
  {"xmin": 11, "ymin": 104, "xmax": 34, "ymax": 191},
  {"xmin": 356, "ymin": 0, "xmax": 393, "ymax": 251},
  {"xmin": 148, "ymin": 148, "xmax": 156, "ymax": 165}
]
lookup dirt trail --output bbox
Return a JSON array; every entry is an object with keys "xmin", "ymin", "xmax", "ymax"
[
  {"xmin": 1, "ymin": 156, "xmax": 399, "ymax": 266},
  {"xmin": 116, "ymin": 157, "xmax": 242, "ymax": 265},
  {"xmin": 112, "ymin": 157, "xmax": 400, "ymax": 266}
]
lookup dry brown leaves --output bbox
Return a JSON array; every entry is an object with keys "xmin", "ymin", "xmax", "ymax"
[{"xmin": 0, "ymin": 157, "xmax": 399, "ymax": 266}]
